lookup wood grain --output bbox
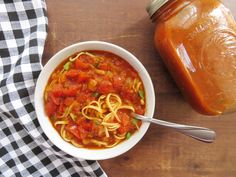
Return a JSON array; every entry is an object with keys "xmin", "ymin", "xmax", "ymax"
[{"xmin": 43, "ymin": 1, "xmax": 236, "ymax": 177}]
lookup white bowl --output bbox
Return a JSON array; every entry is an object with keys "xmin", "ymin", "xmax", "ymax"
[{"xmin": 35, "ymin": 41, "xmax": 155, "ymax": 160}]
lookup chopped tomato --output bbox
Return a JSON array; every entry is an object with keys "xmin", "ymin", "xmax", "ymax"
[
  {"xmin": 129, "ymin": 70, "xmax": 138, "ymax": 78},
  {"xmin": 51, "ymin": 94, "xmax": 60, "ymax": 105},
  {"xmin": 80, "ymin": 120, "xmax": 93, "ymax": 131},
  {"xmin": 75, "ymin": 59, "xmax": 90, "ymax": 70},
  {"xmin": 77, "ymin": 93, "xmax": 93, "ymax": 105},
  {"xmin": 113, "ymin": 75, "xmax": 123, "ymax": 90},
  {"xmin": 77, "ymin": 72, "xmax": 90, "ymax": 83},
  {"xmin": 114, "ymin": 58, "xmax": 122, "ymax": 66},
  {"xmin": 66, "ymin": 120, "xmax": 92, "ymax": 141},
  {"xmin": 135, "ymin": 105, "xmax": 145, "ymax": 115},
  {"xmin": 97, "ymin": 80, "xmax": 114, "ymax": 94},
  {"xmin": 66, "ymin": 123, "xmax": 83, "ymax": 140},
  {"xmin": 52, "ymin": 90, "xmax": 63, "ymax": 97},
  {"xmin": 64, "ymin": 97, "xmax": 74, "ymax": 106},
  {"xmin": 58, "ymin": 103, "xmax": 65, "ymax": 115},
  {"xmin": 120, "ymin": 88, "xmax": 139, "ymax": 103},
  {"xmin": 47, "ymin": 91, "xmax": 61, "ymax": 105},
  {"xmin": 66, "ymin": 69, "xmax": 80, "ymax": 79},
  {"xmin": 91, "ymin": 124, "xmax": 105, "ymax": 138},
  {"xmin": 51, "ymin": 84, "xmax": 63, "ymax": 97},
  {"xmin": 117, "ymin": 111, "xmax": 134, "ymax": 134},
  {"xmin": 51, "ymin": 85, "xmax": 77, "ymax": 98},
  {"xmin": 45, "ymin": 100, "xmax": 57, "ymax": 117},
  {"xmin": 79, "ymin": 54, "xmax": 94, "ymax": 64},
  {"xmin": 75, "ymin": 116, "xmax": 84, "ymax": 125},
  {"xmin": 63, "ymin": 88, "xmax": 77, "ymax": 97}
]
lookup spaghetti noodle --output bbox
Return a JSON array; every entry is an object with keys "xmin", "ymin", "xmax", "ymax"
[{"xmin": 44, "ymin": 50, "xmax": 146, "ymax": 148}]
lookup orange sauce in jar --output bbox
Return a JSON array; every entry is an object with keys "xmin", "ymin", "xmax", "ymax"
[{"xmin": 147, "ymin": 0, "xmax": 236, "ymax": 115}]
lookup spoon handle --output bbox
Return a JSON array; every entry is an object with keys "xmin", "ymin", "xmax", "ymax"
[{"xmin": 133, "ymin": 114, "xmax": 216, "ymax": 143}]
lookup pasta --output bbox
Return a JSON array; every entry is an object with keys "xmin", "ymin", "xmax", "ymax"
[{"xmin": 44, "ymin": 50, "xmax": 146, "ymax": 148}]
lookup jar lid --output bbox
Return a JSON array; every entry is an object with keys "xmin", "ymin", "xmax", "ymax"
[{"xmin": 146, "ymin": 0, "xmax": 170, "ymax": 18}]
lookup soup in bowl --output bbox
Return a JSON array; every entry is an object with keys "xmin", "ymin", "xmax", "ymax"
[{"xmin": 35, "ymin": 41, "xmax": 155, "ymax": 160}]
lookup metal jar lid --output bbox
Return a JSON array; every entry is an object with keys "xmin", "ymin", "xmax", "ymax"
[{"xmin": 146, "ymin": 0, "xmax": 170, "ymax": 18}]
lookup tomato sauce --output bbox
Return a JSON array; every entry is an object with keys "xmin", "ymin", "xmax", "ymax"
[
  {"xmin": 44, "ymin": 50, "xmax": 145, "ymax": 148},
  {"xmin": 149, "ymin": 0, "xmax": 236, "ymax": 115}
]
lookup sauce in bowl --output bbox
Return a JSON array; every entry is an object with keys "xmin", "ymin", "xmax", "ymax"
[{"xmin": 44, "ymin": 50, "xmax": 145, "ymax": 148}]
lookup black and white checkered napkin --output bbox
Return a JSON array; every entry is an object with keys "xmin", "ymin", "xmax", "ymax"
[{"xmin": 0, "ymin": 1, "xmax": 107, "ymax": 176}]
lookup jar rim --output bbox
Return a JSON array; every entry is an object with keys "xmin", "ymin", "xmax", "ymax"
[{"xmin": 146, "ymin": 0, "xmax": 170, "ymax": 18}]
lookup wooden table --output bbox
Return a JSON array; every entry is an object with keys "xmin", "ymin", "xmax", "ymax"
[{"xmin": 43, "ymin": 1, "xmax": 236, "ymax": 176}]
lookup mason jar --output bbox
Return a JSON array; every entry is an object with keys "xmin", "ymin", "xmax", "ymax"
[{"xmin": 147, "ymin": 0, "xmax": 236, "ymax": 115}]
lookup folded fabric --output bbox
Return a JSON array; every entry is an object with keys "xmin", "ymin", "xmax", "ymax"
[{"xmin": 0, "ymin": 0, "xmax": 107, "ymax": 176}]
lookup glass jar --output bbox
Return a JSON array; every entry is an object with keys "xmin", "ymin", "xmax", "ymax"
[{"xmin": 147, "ymin": 0, "xmax": 236, "ymax": 115}]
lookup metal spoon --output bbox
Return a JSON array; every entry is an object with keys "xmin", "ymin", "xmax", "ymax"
[{"xmin": 132, "ymin": 113, "xmax": 216, "ymax": 143}]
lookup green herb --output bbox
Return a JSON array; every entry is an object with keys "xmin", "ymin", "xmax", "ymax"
[
  {"xmin": 138, "ymin": 90, "xmax": 145, "ymax": 100},
  {"xmin": 92, "ymin": 92, "xmax": 100, "ymax": 98},
  {"xmin": 94, "ymin": 62, "xmax": 100, "ymax": 68},
  {"xmin": 64, "ymin": 61, "xmax": 71, "ymax": 71},
  {"xmin": 51, "ymin": 115, "xmax": 57, "ymax": 121},
  {"xmin": 126, "ymin": 132, "xmax": 131, "ymax": 140},
  {"xmin": 94, "ymin": 121, "xmax": 100, "ymax": 126},
  {"xmin": 132, "ymin": 118, "xmax": 140, "ymax": 129},
  {"xmin": 132, "ymin": 118, "xmax": 138, "ymax": 126}
]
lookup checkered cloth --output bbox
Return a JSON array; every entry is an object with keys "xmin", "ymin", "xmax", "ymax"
[{"xmin": 0, "ymin": 0, "xmax": 107, "ymax": 176}]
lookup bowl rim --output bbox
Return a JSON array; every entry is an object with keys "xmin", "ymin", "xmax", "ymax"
[{"xmin": 34, "ymin": 41, "xmax": 155, "ymax": 160}]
